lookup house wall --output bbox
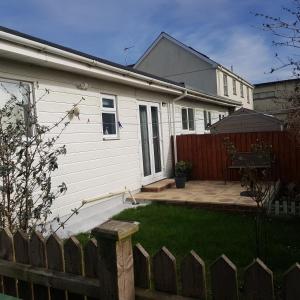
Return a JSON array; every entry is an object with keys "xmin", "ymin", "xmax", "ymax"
[
  {"xmin": 254, "ymin": 80, "xmax": 298, "ymax": 120},
  {"xmin": 0, "ymin": 58, "xmax": 176, "ymax": 220},
  {"xmin": 135, "ymin": 37, "xmax": 218, "ymax": 95},
  {"xmin": 0, "ymin": 57, "xmax": 234, "ymax": 234},
  {"xmin": 216, "ymin": 69, "xmax": 253, "ymax": 109}
]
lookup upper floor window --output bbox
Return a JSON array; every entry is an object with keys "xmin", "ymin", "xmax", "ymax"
[
  {"xmin": 240, "ymin": 83, "xmax": 244, "ymax": 98},
  {"xmin": 101, "ymin": 94, "xmax": 118, "ymax": 139},
  {"xmin": 253, "ymin": 91, "xmax": 276, "ymax": 100},
  {"xmin": 247, "ymin": 87, "xmax": 250, "ymax": 103},
  {"xmin": 203, "ymin": 110, "xmax": 212, "ymax": 129},
  {"xmin": 181, "ymin": 107, "xmax": 195, "ymax": 131},
  {"xmin": 223, "ymin": 74, "xmax": 228, "ymax": 96},
  {"xmin": 233, "ymin": 79, "xmax": 237, "ymax": 95}
]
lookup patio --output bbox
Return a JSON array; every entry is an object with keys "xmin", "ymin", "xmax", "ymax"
[{"xmin": 132, "ymin": 180, "xmax": 257, "ymax": 212}]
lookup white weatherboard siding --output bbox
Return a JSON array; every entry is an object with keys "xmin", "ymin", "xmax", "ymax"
[
  {"xmin": 174, "ymin": 99, "xmax": 229, "ymax": 135},
  {"xmin": 0, "ymin": 56, "xmax": 234, "ymax": 235},
  {"xmin": 0, "ymin": 58, "xmax": 174, "ymax": 225},
  {"xmin": 216, "ymin": 69, "xmax": 253, "ymax": 109}
]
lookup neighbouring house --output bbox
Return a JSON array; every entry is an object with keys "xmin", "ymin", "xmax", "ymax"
[
  {"xmin": 210, "ymin": 107, "xmax": 284, "ymax": 134},
  {"xmin": 254, "ymin": 78, "xmax": 300, "ymax": 121},
  {"xmin": 133, "ymin": 32, "xmax": 254, "ymax": 126},
  {"xmin": 0, "ymin": 26, "xmax": 245, "ymax": 234}
]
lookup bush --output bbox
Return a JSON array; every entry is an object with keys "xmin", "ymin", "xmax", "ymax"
[{"xmin": 175, "ymin": 160, "xmax": 192, "ymax": 178}]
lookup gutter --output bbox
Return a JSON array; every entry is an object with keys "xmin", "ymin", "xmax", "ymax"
[
  {"xmin": 0, "ymin": 30, "xmax": 241, "ymax": 108},
  {"xmin": 172, "ymin": 91, "xmax": 188, "ymax": 164}
]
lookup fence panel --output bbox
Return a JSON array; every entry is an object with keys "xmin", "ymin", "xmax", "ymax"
[
  {"xmin": 64, "ymin": 236, "xmax": 84, "ymax": 300},
  {"xmin": 14, "ymin": 230, "xmax": 31, "ymax": 299},
  {"xmin": 0, "ymin": 228, "xmax": 17, "ymax": 297},
  {"xmin": 176, "ymin": 131, "xmax": 300, "ymax": 183},
  {"xmin": 46, "ymin": 233, "xmax": 66, "ymax": 300},
  {"xmin": 283, "ymin": 263, "xmax": 300, "ymax": 300},
  {"xmin": 29, "ymin": 231, "xmax": 49, "ymax": 299},
  {"xmin": 84, "ymin": 238, "xmax": 98, "ymax": 300},
  {"xmin": 152, "ymin": 247, "xmax": 177, "ymax": 294},
  {"xmin": 181, "ymin": 250, "xmax": 206, "ymax": 299},
  {"xmin": 243, "ymin": 259, "xmax": 274, "ymax": 300},
  {"xmin": 133, "ymin": 243, "xmax": 151, "ymax": 289},
  {"xmin": 210, "ymin": 255, "xmax": 238, "ymax": 300}
]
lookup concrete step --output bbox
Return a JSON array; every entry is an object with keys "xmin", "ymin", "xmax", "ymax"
[{"xmin": 141, "ymin": 178, "xmax": 175, "ymax": 192}]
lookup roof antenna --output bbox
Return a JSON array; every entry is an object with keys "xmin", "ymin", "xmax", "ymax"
[
  {"xmin": 231, "ymin": 65, "xmax": 234, "ymax": 72},
  {"xmin": 124, "ymin": 45, "xmax": 135, "ymax": 65}
]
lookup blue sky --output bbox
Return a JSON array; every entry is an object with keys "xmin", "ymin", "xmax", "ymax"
[{"xmin": 0, "ymin": 0, "xmax": 296, "ymax": 83}]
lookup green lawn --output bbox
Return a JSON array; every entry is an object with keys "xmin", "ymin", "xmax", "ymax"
[{"xmin": 77, "ymin": 203, "xmax": 300, "ymax": 282}]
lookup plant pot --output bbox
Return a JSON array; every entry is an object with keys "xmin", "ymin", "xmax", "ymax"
[{"xmin": 175, "ymin": 177, "xmax": 186, "ymax": 188}]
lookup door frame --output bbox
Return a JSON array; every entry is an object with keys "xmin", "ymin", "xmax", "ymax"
[{"xmin": 137, "ymin": 100, "xmax": 165, "ymax": 185}]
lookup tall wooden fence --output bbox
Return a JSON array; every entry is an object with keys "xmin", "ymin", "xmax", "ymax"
[
  {"xmin": 0, "ymin": 221, "xmax": 299, "ymax": 299},
  {"xmin": 176, "ymin": 131, "xmax": 300, "ymax": 183}
]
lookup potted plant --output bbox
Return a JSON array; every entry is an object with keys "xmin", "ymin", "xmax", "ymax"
[{"xmin": 175, "ymin": 160, "xmax": 189, "ymax": 188}]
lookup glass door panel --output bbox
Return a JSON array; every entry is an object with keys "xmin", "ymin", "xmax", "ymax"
[
  {"xmin": 139, "ymin": 105, "xmax": 151, "ymax": 177},
  {"xmin": 151, "ymin": 106, "xmax": 162, "ymax": 173}
]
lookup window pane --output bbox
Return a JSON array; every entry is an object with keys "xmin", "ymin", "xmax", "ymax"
[
  {"xmin": 240, "ymin": 83, "xmax": 244, "ymax": 97},
  {"xmin": 102, "ymin": 98, "xmax": 114, "ymax": 108},
  {"xmin": 102, "ymin": 113, "xmax": 116, "ymax": 135},
  {"xmin": 139, "ymin": 105, "xmax": 151, "ymax": 176},
  {"xmin": 151, "ymin": 106, "xmax": 162, "ymax": 173},
  {"xmin": 223, "ymin": 75, "xmax": 228, "ymax": 96},
  {"xmin": 182, "ymin": 108, "xmax": 188, "ymax": 130},
  {"xmin": 208, "ymin": 112, "xmax": 212, "ymax": 125},
  {"xmin": 0, "ymin": 80, "xmax": 32, "ymax": 134},
  {"xmin": 204, "ymin": 110, "xmax": 207, "ymax": 128},
  {"xmin": 188, "ymin": 108, "xmax": 194, "ymax": 131}
]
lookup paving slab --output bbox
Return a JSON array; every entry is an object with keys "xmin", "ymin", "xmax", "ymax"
[{"xmin": 133, "ymin": 181, "xmax": 257, "ymax": 211}]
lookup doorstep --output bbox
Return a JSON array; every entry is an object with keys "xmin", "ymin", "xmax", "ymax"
[{"xmin": 141, "ymin": 178, "xmax": 175, "ymax": 192}]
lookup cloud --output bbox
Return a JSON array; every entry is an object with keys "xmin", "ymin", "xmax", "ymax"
[{"xmin": 169, "ymin": 26, "xmax": 294, "ymax": 83}]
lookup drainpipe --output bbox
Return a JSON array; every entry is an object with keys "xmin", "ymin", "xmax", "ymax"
[{"xmin": 172, "ymin": 90, "xmax": 188, "ymax": 164}]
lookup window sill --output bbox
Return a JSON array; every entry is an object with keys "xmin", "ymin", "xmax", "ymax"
[{"xmin": 103, "ymin": 136, "xmax": 120, "ymax": 141}]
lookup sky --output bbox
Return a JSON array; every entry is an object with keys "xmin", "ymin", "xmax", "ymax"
[{"xmin": 0, "ymin": 0, "xmax": 297, "ymax": 83}]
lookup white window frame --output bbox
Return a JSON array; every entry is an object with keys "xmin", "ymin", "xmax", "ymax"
[
  {"xmin": 203, "ymin": 110, "xmax": 212, "ymax": 130},
  {"xmin": 247, "ymin": 87, "xmax": 250, "ymax": 103},
  {"xmin": 181, "ymin": 107, "xmax": 195, "ymax": 132},
  {"xmin": 101, "ymin": 94, "xmax": 119, "ymax": 140},
  {"xmin": 223, "ymin": 74, "xmax": 228, "ymax": 96},
  {"xmin": 240, "ymin": 82, "xmax": 244, "ymax": 98},
  {"xmin": 233, "ymin": 78, "xmax": 237, "ymax": 95}
]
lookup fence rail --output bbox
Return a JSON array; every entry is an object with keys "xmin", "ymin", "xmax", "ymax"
[{"xmin": 175, "ymin": 131, "xmax": 300, "ymax": 183}]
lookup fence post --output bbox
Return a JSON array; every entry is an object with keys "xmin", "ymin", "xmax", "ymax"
[{"xmin": 92, "ymin": 220, "xmax": 139, "ymax": 300}]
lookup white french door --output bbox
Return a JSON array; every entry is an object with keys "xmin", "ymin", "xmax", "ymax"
[{"xmin": 138, "ymin": 101, "xmax": 164, "ymax": 185}]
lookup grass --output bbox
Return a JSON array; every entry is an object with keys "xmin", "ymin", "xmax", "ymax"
[{"xmin": 77, "ymin": 203, "xmax": 300, "ymax": 283}]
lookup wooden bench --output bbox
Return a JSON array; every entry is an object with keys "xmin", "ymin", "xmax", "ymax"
[{"xmin": 225, "ymin": 152, "xmax": 272, "ymax": 183}]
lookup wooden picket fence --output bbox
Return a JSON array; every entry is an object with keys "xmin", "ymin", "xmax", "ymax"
[
  {"xmin": 0, "ymin": 228, "xmax": 99, "ymax": 299},
  {"xmin": 272, "ymin": 199, "xmax": 300, "ymax": 216},
  {"xmin": 0, "ymin": 221, "xmax": 299, "ymax": 300},
  {"xmin": 134, "ymin": 243, "xmax": 300, "ymax": 300}
]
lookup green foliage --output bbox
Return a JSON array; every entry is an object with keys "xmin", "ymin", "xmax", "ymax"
[
  {"xmin": 111, "ymin": 204, "xmax": 300, "ymax": 281},
  {"xmin": 0, "ymin": 82, "xmax": 82, "ymax": 233},
  {"xmin": 175, "ymin": 160, "xmax": 192, "ymax": 178}
]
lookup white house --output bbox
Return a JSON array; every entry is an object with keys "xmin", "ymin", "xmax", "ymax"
[
  {"xmin": 134, "ymin": 32, "xmax": 254, "ymax": 113},
  {"xmin": 0, "ymin": 26, "xmax": 243, "ymax": 235}
]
